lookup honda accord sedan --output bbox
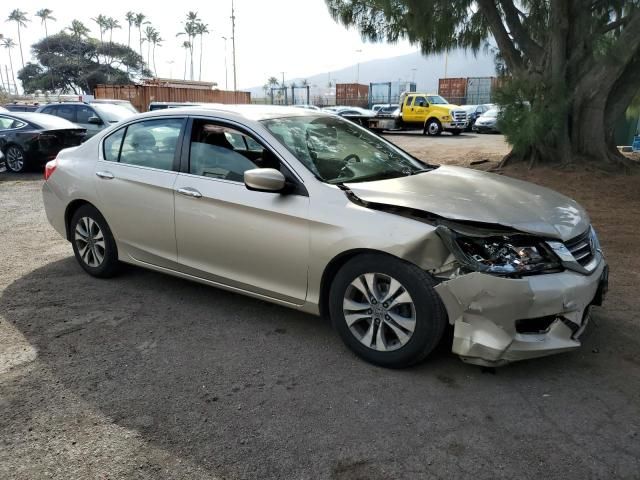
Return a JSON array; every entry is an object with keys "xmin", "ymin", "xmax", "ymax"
[{"xmin": 42, "ymin": 106, "xmax": 608, "ymax": 368}]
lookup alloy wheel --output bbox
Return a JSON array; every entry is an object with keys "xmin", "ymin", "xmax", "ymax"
[
  {"xmin": 74, "ymin": 217, "xmax": 106, "ymax": 268},
  {"xmin": 6, "ymin": 146, "xmax": 24, "ymax": 172},
  {"xmin": 342, "ymin": 273, "xmax": 417, "ymax": 352},
  {"xmin": 427, "ymin": 122, "xmax": 440, "ymax": 135}
]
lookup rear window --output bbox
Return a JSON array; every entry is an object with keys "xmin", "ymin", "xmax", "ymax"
[
  {"xmin": 9, "ymin": 112, "xmax": 79, "ymax": 130},
  {"xmin": 92, "ymin": 104, "xmax": 134, "ymax": 123}
]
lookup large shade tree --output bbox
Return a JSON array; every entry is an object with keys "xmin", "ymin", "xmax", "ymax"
[
  {"xmin": 18, "ymin": 32, "xmax": 150, "ymax": 94},
  {"xmin": 326, "ymin": 0, "xmax": 640, "ymax": 168}
]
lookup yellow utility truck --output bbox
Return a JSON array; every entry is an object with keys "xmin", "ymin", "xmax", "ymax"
[{"xmin": 368, "ymin": 92, "xmax": 468, "ymax": 135}]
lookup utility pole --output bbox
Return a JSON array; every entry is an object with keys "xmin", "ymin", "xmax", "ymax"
[
  {"xmin": 222, "ymin": 36, "xmax": 229, "ymax": 90},
  {"xmin": 231, "ymin": 0, "xmax": 237, "ymax": 94},
  {"xmin": 444, "ymin": 50, "xmax": 449, "ymax": 78},
  {"xmin": 355, "ymin": 49, "xmax": 362, "ymax": 84}
]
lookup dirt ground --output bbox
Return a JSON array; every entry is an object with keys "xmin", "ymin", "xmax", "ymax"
[{"xmin": 1, "ymin": 133, "xmax": 639, "ymax": 480}]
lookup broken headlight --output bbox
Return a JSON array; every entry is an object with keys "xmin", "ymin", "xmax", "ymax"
[{"xmin": 438, "ymin": 227, "xmax": 562, "ymax": 275}]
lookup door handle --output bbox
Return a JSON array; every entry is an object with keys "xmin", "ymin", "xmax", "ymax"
[
  {"xmin": 176, "ymin": 187, "xmax": 202, "ymax": 198},
  {"xmin": 96, "ymin": 171, "xmax": 114, "ymax": 179}
]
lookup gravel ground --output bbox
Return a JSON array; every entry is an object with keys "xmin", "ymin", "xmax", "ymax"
[{"xmin": 1, "ymin": 134, "xmax": 639, "ymax": 480}]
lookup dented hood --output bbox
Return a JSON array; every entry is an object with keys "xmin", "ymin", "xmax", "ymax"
[{"xmin": 345, "ymin": 165, "xmax": 589, "ymax": 241}]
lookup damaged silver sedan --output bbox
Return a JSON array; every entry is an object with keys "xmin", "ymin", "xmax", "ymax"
[{"xmin": 42, "ymin": 106, "xmax": 608, "ymax": 368}]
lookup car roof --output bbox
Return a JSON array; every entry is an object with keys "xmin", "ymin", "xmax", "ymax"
[
  {"xmin": 0, "ymin": 111, "xmax": 81, "ymax": 129},
  {"xmin": 134, "ymin": 104, "xmax": 328, "ymax": 121}
]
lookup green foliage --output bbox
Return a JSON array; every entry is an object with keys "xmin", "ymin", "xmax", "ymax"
[
  {"xmin": 493, "ymin": 78, "xmax": 568, "ymax": 157},
  {"xmin": 18, "ymin": 32, "xmax": 151, "ymax": 94}
]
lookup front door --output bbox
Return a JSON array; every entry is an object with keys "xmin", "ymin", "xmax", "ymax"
[
  {"xmin": 174, "ymin": 119, "xmax": 310, "ymax": 304},
  {"xmin": 95, "ymin": 117, "xmax": 186, "ymax": 267}
]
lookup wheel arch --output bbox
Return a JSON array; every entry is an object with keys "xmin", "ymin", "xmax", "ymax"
[
  {"xmin": 318, "ymin": 248, "xmax": 403, "ymax": 319},
  {"xmin": 64, "ymin": 199, "xmax": 94, "ymax": 240}
]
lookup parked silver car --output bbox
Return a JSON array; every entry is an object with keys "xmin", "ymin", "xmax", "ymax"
[{"xmin": 42, "ymin": 106, "xmax": 608, "ymax": 367}]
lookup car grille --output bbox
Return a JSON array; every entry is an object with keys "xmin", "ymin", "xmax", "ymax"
[
  {"xmin": 564, "ymin": 229, "xmax": 595, "ymax": 267},
  {"xmin": 452, "ymin": 110, "xmax": 467, "ymax": 122}
]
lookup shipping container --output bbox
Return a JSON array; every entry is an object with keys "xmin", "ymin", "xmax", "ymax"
[
  {"xmin": 335, "ymin": 83, "xmax": 369, "ymax": 107},
  {"xmin": 93, "ymin": 84, "xmax": 251, "ymax": 112},
  {"xmin": 369, "ymin": 81, "xmax": 416, "ymax": 107},
  {"xmin": 465, "ymin": 77, "xmax": 499, "ymax": 105},
  {"xmin": 438, "ymin": 78, "xmax": 467, "ymax": 105}
]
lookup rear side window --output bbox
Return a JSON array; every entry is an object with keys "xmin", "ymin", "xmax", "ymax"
[
  {"xmin": 103, "ymin": 128, "xmax": 125, "ymax": 161},
  {"xmin": 118, "ymin": 118, "xmax": 183, "ymax": 170}
]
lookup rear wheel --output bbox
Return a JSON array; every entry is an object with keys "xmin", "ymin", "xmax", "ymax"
[
  {"xmin": 423, "ymin": 119, "xmax": 442, "ymax": 136},
  {"xmin": 329, "ymin": 253, "xmax": 447, "ymax": 368},
  {"xmin": 5, "ymin": 145, "xmax": 27, "ymax": 173},
  {"xmin": 70, "ymin": 205, "xmax": 120, "ymax": 278}
]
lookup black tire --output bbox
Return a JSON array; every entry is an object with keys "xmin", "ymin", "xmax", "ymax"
[
  {"xmin": 70, "ymin": 204, "xmax": 120, "ymax": 278},
  {"xmin": 4, "ymin": 145, "xmax": 28, "ymax": 173},
  {"xmin": 423, "ymin": 119, "xmax": 442, "ymax": 136},
  {"xmin": 329, "ymin": 253, "xmax": 447, "ymax": 368}
]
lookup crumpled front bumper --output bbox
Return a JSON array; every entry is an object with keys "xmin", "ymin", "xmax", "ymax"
[{"xmin": 434, "ymin": 258, "xmax": 607, "ymax": 366}]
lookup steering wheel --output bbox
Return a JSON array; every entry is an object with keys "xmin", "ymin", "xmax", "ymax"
[{"xmin": 338, "ymin": 153, "xmax": 362, "ymax": 177}]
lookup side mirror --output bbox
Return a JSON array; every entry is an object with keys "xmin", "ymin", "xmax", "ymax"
[
  {"xmin": 244, "ymin": 168, "xmax": 286, "ymax": 193},
  {"xmin": 87, "ymin": 115, "xmax": 103, "ymax": 125}
]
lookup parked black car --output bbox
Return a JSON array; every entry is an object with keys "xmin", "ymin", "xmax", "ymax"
[{"xmin": 0, "ymin": 112, "xmax": 86, "ymax": 173}]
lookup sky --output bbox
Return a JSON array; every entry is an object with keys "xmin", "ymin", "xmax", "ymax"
[{"xmin": 0, "ymin": 0, "xmax": 419, "ymax": 90}]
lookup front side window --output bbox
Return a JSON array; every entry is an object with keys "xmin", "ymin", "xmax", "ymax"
[
  {"xmin": 118, "ymin": 118, "xmax": 183, "ymax": 170},
  {"xmin": 57, "ymin": 105, "xmax": 76, "ymax": 122},
  {"xmin": 414, "ymin": 96, "xmax": 428, "ymax": 107},
  {"xmin": 77, "ymin": 105, "xmax": 96, "ymax": 124},
  {"xmin": 41, "ymin": 106, "xmax": 58, "ymax": 116},
  {"xmin": 262, "ymin": 115, "xmax": 431, "ymax": 184},
  {"xmin": 188, "ymin": 120, "xmax": 275, "ymax": 181}
]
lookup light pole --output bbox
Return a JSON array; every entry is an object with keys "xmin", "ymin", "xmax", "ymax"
[
  {"xmin": 411, "ymin": 68, "xmax": 417, "ymax": 84},
  {"xmin": 355, "ymin": 49, "xmax": 363, "ymax": 84},
  {"xmin": 231, "ymin": 0, "xmax": 237, "ymax": 92},
  {"xmin": 166, "ymin": 60, "xmax": 175, "ymax": 80},
  {"xmin": 221, "ymin": 36, "xmax": 229, "ymax": 90}
]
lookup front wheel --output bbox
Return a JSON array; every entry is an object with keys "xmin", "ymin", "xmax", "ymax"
[
  {"xmin": 5, "ymin": 145, "xmax": 28, "ymax": 173},
  {"xmin": 423, "ymin": 119, "xmax": 442, "ymax": 136},
  {"xmin": 70, "ymin": 204, "xmax": 120, "ymax": 278},
  {"xmin": 329, "ymin": 253, "xmax": 447, "ymax": 368}
]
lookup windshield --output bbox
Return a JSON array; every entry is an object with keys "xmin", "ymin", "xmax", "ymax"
[
  {"xmin": 426, "ymin": 95, "xmax": 449, "ymax": 105},
  {"xmin": 92, "ymin": 103, "xmax": 135, "ymax": 123},
  {"xmin": 483, "ymin": 108, "xmax": 499, "ymax": 118},
  {"xmin": 261, "ymin": 115, "xmax": 432, "ymax": 184}
]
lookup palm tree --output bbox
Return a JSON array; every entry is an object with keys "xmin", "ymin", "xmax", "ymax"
[
  {"xmin": 143, "ymin": 25, "xmax": 156, "ymax": 70},
  {"xmin": 91, "ymin": 14, "xmax": 108, "ymax": 44},
  {"xmin": 181, "ymin": 41, "xmax": 191, "ymax": 80},
  {"xmin": 67, "ymin": 19, "xmax": 90, "ymax": 39},
  {"xmin": 6, "ymin": 9, "xmax": 30, "ymax": 69},
  {"xmin": 1, "ymin": 38, "xmax": 18, "ymax": 94},
  {"xmin": 195, "ymin": 22, "xmax": 209, "ymax": 81},
  {"xmin": 151, "ymin": 31, "xmax": 163, "ymax": 77},
  {"xmin": 35, "ymin": 9, "xmax": 56, "ymax": 38},
  {"xmin": 134, "ymin": 13, "xmax": 149, "ymax": 61},
  {"xmin": 106, "ymin": 17, "xmax": 121, "ymax": 44},
  {"xmin": 177, "ymin": 11, "xmax": 200, "ymax": 81},
  {"xmin": 125, "ymin": 11, "xmax": 135, "ymax": 49}
]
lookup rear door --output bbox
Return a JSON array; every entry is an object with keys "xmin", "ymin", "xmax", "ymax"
[
  {"xmin": 173, "ymin": 117, "xmax": 310, "ymax": 304},
  {"xmin": 95, "ymin": 117, "xmax": 186, "ymax": 268}
]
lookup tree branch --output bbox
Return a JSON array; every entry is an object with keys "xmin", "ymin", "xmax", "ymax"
[
  {"xmin": 477, "ymin": 0, "xmax": 524, "ymax": 73},
  {"xmin": 498, "ymin": 0, "xmax": 544, "ymax": 64}
]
